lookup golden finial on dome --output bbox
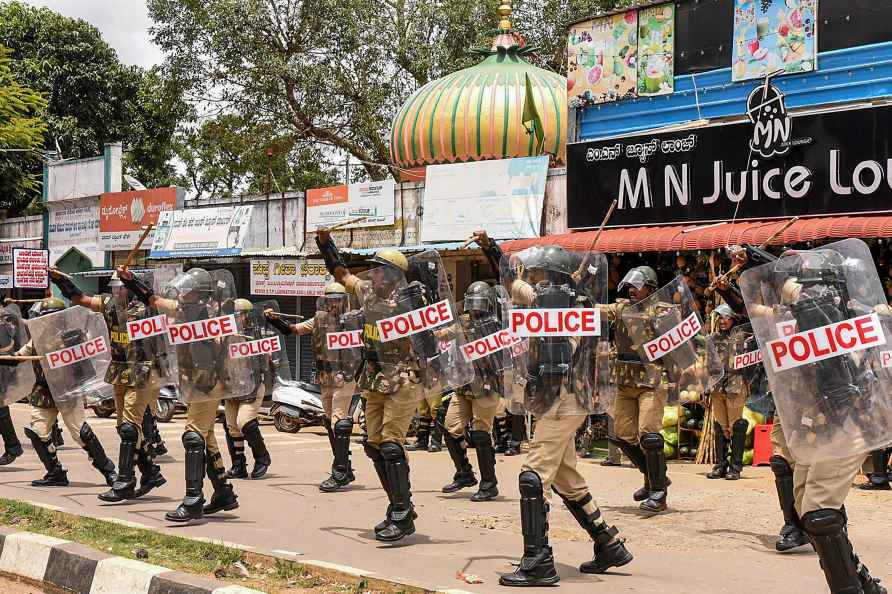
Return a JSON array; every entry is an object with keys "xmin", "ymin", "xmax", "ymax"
[{"xmin": 497, "ymin": 0, "xmax": 512, "ymax": 30}]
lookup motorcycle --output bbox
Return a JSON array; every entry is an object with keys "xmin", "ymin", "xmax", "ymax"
[
  {"xmin": 269, "ymin": 379, "xmax": 326, "ymax": 433},
  {"xmin": 86, "ymin": 381, "xmax": 181, "ymax": 423}
]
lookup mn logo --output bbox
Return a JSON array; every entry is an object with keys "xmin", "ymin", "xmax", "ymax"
[{"xmin": 747, "ymin": 75, "xmax": 791, "ymax": 159}]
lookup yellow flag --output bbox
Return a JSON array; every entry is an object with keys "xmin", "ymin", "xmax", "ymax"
[{"xmin": 522, "ymin": 73, "xmax": 545, "ymax": 154}]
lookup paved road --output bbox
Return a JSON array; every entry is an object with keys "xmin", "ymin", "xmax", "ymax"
[{"xmin": 1, "ymin": 403, "xmax": 890, "ymax": 594}]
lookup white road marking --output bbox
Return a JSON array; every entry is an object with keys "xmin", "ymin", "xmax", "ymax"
[{"xmin": 271, "ymin": 549, "xmax": 304, "ymax": 556}]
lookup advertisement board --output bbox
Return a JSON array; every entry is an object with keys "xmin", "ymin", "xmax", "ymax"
[
  {"xmin": 732, "ymin": 0, "xmax": 817, "ymax": 82},
  {"xmin": 12, "ymin": 248, "xmax": 49, "ymax": 289},
  {"xmin": 306, "ymin": 180, "xmax": 395, "ymax": 230},
  {"xmin": 149, "ymin": 206, "xmax": 253, "ymax": 259},
  {"xmin": 99, "ymin": 187, "xmax": 181, "ymax": 251},
  {"xmin": 421, "ymin": 156, "xmax": 548, "ymax": 242},
  {"xmin": 47, "ymin": 199, "xmax": 104, "ymax": 266},
  {"xmin": 250, "ymin": 259, "xmax": 332, "ymax": 297},
  {"xmin": 567, "ymin": 102, "xmax": 892, "ymax": 229}
]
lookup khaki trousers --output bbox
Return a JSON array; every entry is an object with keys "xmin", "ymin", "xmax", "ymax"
[
  {"xmin": 224, "ymin": 386, "xmax": 265, "ymax": 438},
  {"xmin": 364, "ymin": 384, "xmax": 419, "ymax": 449},
  {"xmin": 445, "ymin": 393, "xmax": 499, "ymax": 437},
  {"xmin": 711, "ymin": 391, "xmax": 746, "ymax": 438},
  {"xmin": 113, "ymin": 381, "xmax": 159, "ymax": 447},
  {"xmin": 770, "ymin": 413, "xmax": 865, "ymax": 515},
  {"xmin": 522, "ymin": 413, "xmax": 589, "ymax": 501},
  {"xmin": 416, "ymin": 391, "xmax": 442, "ymax": 419},
  {"xmin": 321, "ymin": 383, "xmax": 353, "ymax": 424},
  {"xmin": 185, "ymin": 385, "xmax": 226, "ymax": 475},
  {"xmin": 31, "ymin": 404, "xmax": 86, "ymax": 447},
  {"xmin": 613, "ymin": 385, "xmax": 667, "ymax": 445}
]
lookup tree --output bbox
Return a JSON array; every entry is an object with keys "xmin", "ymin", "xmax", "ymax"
[
  {"xmin": 0, "ymin": 1, "xmax": 189, "ymax": 214},
  {"xmin": 148, "ymin": 0, "xmax": 626, "ymax": 182},
  {"xmin": 0, "ymin": 44, "xmax": 45, "ymax": 214}
]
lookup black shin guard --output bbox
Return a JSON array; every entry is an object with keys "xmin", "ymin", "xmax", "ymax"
[
  {"xmin": 242, "ymin": 418, "xmax": 271, "ymax": 479},
  {"xmin": 377, "ymin": 442, "xmax": 415, "ymax": 541},
  {"xmin": 640, "ymin": 433, "xmax": 668, "ymax": 513},
  {"xmin": 331, "ymin": 418, "xmax": 354, "ymax": 482},
  {"xmin": 707, "ymin": 422, "xmax": 728, "ymax": 479},
  {"xmin": 802, "ymin": 508, "xmax": 866, "ymax": 594},
  {"xmin": 729, "ymin": 419, "xmax": 748, "ymax": 474},
  {"xmin": 0, "ymin": 406, "xmax": 22, "ymax": 458},
  {"xmin": 498, "ymin": 470, "xmax": 558, "ymax": 587},
  {"xmin": 112, "ymin": 422, "xmax": 139, "ymax": 491},
  {"xmin": 557, "ymin": 491, "xmax": 633, "ymax": 575},
  {"xmin": 182, "ymin": 431, "xmax": 206, "ymax": 509},
  {"xmin": 770, "ymin": 455, "xmax": 809, "ymax": 551},
  {"xmin": 469, "ymin": 430, "xmax": 498, "ymax": 501},
  {"xmin": 80, "ymin": 423, "xmax": 116, "ymax": 485}
]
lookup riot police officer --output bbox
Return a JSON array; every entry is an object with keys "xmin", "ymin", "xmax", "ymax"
[
  {"xmin": 118, "ymin": 267, "xmax": 242, "ymax": 523},
  {"xmin": 222, "ymin": 299, "xmax": 272, "ymax": 480},
  {"xmin": 600, "ymin": 265, "xmax": 672, "ymax": 514},
  {"xmin": 705, "ymin": 304, "xmax": 750, "ymax": 481},
  {"xmin": 0, "ymin": 302, "xmax": 24, "ymax": 465},
  {"xmin": 49, "ymin": 269, "xmax": 167, "ymax": 502},
  {"xmin": 472, "ymin": 231, "xmax": 633, "ymax": 587},
  {"xmin": 0, "ymin": 297, "xmax": 116, "ymax": 487},
  {"xmin": 316, "ymin": 231, "xmax": 424, "ymax": 542},
  {"xmin": 437, "ymin": 281, "xmax": 502, "ymax": 502},
  {"xmin": 265, "ymin": 282, "xmax": 360, "ymax": 493}
]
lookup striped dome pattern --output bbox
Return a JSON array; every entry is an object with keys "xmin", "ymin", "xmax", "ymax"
[{"xmin": 390, "ymin": 52, "xmax": 568, "ymax": 168}]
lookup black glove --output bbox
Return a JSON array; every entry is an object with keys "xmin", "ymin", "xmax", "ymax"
[
  {"xmin": 742, "ymin": 244, "xmax": 778, "ymax": 267},
  {"xmin": 481, "ymin": 241, "xmax": 508, "ymax": 281},
  {"xmin": 121, "ymin": 274, "xmax": 154, "ymax": 305},
  {"xmin": 315, "ymin": 235, "xmax": 347, "ymax": 276},
  {"xmin": 716, "ymin": 283, "xmax": 747, "ymax": 317},
  {"xmin": 51, "ymin": 273, "xmax": 83, "ymax": 300},
  {"xmin": 266, "ymin": 314, "xmax": 293, "ymax": 336}
]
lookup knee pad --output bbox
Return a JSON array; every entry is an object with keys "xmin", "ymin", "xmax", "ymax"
[
  {"xmin": 379, "ymin": 441, "xmax": 406, "ymax": 462},
  {"xmin": 802, "ymin": 508, "xmax": 846, "ymax": 536},
  {"xmin": 333, "ymin": 418, "xmax": 353, "ymax": 436},
  {"xmin": 640, "ymin": 432, "xmax": 664, "ymax": 451},
  {"xmin": 182, "ymin": 430, "xmax": 205, "ymax": 450},
  {"xmin": 732, "ymin": 419, "xmax": 749, "ymax": 434},
  {"xmin": 363, "ymin": 442, "xmax": 381, "ymax": 460},
  {"xmin": 117, "ymin": 421, "xmax": 139, "ymax": 442},
  {"xmin": 469, "ymin": 430, "xmax": 492, "ymax": 449},
  {"xmin": 241, "ymin": 418, "xmax": 260, "ymax": 435},
  {"xmin": 518, "ymin": 470, "xmax": 543, "ymax": 497},
  {"xmin": 79, "ymin": 422, "xmax": 96, "ymax": 443},
  {"xmin": 769, "ymin": 455, "xmax": 792, "ymax": 478}
]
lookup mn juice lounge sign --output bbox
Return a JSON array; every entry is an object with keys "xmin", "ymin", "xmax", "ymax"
[{"xmin": 567, "ymin": 102, "xmax": 892, "ymax": 228}]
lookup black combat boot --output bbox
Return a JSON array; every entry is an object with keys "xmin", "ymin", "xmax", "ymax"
[
  {"xmin": 639, "ymin": 432, "xmax": 668, "ymax": 514},
  {"xmin": 470, "ymin": 430, "xmax": 498, "ymax": 502},
  {"xmin": 166, "ymin": 431, "xmax": 206, "ymax": 522},
  {"xmin": 134, "ymin": 445, "xmax": 167, "ymax": 496},
  {"xmin": 803, "ymin": 508, "xmax": 887, "ymax": 594},
  {"xmin": 558, "ymin": 492, "xmax": 633, "ymax": 574},
  {"xmin": 376, "ymin": 442, "xmax": 416, "ymax": 542},
  {"xmin": 25, "ymin": 428, "xmax": 68, "ymax": 487},
  {"xmin": 726, "ymin": 419, "xmax": 748, "ymax": 481},
  {"xmin": 242, "ymin": 419, "xmax": 271, "ymax": 479},
  {"xmin": 610, "ymin": 436, "xmax": 651, "ymax": 501},
  {"xmin": 79, "ymin": 423, "xmax": 116, "ymax": 486},
  {"xmin": 499, "ymin": 470, "xmax": 559, "ymax": 587},
  {"xmin": 142, "ymin": 406, "xmax": 167, "ymax": 457},
  {"xmin": 320, "ymin": 419, "xmax": 355, "ymax": 492},
  {"xmin": 405, "ymin": 417, "xmax": 431, "ymax": 452},
  {"xmin": 428, "ymin": 418, "xmax": 443, "ymax": 453},
  {"xmin": 223, "ymin": 418, "xmax": 248, "ymax": 479},
  {"xmin": 770, "ymin": 455, "xmax": 810, "ymax": 551},
  {"xmin": 860, "ymin": 449, "xmax": 891, "ymax": 491},
  {"xmin": 203, "ymin": 451, "xmax": 239, "ymax": 515},
  {"xmin": 505, "ymin": 413, "xmax": 523, "ymax": 456},
  {"xmin": 0, "ymin": 406, "xmax": 23, "ymax": 465},
  {"xmin": 442, "ymin": 431, "xmax": 478, "ymax": 493},
  {"xmin": 493, "ymin": 415, "xmax": 508, "ymax": 454},
  {"xmin": 707, "ymin": 422, "xmax": 728, "ymax": 479},
  {"xmin": 99, "ymin": 422, "xmax": 138, "ymax": 501}
]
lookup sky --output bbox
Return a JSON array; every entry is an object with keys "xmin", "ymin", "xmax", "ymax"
[{"xmin": 22, "ymin": 0, "xmax": 162, "ymax": 68}]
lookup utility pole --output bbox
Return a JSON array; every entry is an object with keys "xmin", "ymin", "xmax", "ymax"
[
  {"xmin": 344, "ymin": 159, "xmax": 350, "ymax": 185},
  {"xmin": 266, "ymin": 147, "xmax": 272, "ymax": 247}
]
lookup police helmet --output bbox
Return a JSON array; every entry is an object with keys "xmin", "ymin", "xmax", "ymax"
[
  {"xmin": 187, "ymin": 268, "xmax": 214, "ymax": 295},
  {"xmin": 463, "ymin": 281, "xmax": 493, "ymax": 314},
  {"xmin": 618, "ymin": 266, "xmax": 658, "ymax": 292},
  {"xmin": 324, "ymin": 282, "xmax": 347, "ymax": 295},
  {"xmin": 714, "ymin": 303, "xmax": 736, "ymax": 320},
  {"xmin": 233, "ymin": 298, "xmax": 254, "ymax": 312},
  {"xmin": 36, "ymin": 297, "xmax": 66, "ymax": 317},
  {"xmin": 370, "ymin": 248, "xmax": 408, "ymax": 272}
]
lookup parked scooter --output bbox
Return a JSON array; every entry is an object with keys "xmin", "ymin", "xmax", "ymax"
[{"xmin": 270, "ymin": 380, "xmax": 326, "ymax": 433}]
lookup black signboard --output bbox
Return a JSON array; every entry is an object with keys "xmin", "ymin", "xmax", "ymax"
[{"xmin": 567, "ymin": 103, "xmax": 892, "ymax": 229}]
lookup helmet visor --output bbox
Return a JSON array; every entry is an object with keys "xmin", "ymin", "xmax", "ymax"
[
  {"xmin": 618, "ymin": 270, "xmax": 647, "ymax": 292},
  {"xmin": 463, "ymin": 294, "xmax": 489, "ymax": 313},
  {"xmin": 164, "ymin": 273, "xmax": 197, "ymax": 301}
]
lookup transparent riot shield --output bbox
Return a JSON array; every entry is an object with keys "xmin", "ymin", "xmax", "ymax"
[
  {"xmin": 250, "ymin": 300, "xmax": 292, "ymax": 393},
  {"xmin": 454, "ymin": 298, "xmax": 512, "ymax": 409},
  {"xmin": 405, "ymin": 250, "xmax": 475, "ymax": 395},
  {"xmin": 499, "ymin": 247, "xmax": 610, "ymax": 417},
  {"xmin": 739, "ymin": 238, "xmax": 892, "ymax": 463},
  {"xmin": 164, "ymin": 268, "xmax": 253, "ymax": 403},
  {"xmin": 24, "ymin": 306, "xmax": 111, "ymax": 406},
  {"xmin": 706, "ymin": 323, "xmax": 762, "ymax": 394},
  {"xmin": 0, "ymin": 303, "xmax": 34, "ymax": 406},
  {"xmin": 114, "ymin": 271, "xmax": 178, "ymax": 388},
  {"xmin": 622, "ymin": 275, "xmax": 711, "ymax": 400},
  {"xmin": 312, "ymin": 293, "xmax": 360, "ymax": 405}
]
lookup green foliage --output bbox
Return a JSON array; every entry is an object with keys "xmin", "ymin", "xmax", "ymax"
[
  {"xmin": 148, "ymin": 0, "xmax": 628, "ymax": 183},
  {"xmin": 0, "ymin": 43, "xmax": 45, "ymax": 214},
  {"xmin": 0, "ymin": 1, "xmax": 188, "ymax": 214}
]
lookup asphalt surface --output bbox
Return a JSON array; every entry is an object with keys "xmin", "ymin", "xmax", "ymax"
[{"xmin": 1, "ymin": 403, "xmax": 890, "ymax": 594}]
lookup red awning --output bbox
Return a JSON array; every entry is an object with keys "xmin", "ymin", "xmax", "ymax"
[{"xmin": 501, "ymin": 215, "xmax": 892, "ymax": 253}]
